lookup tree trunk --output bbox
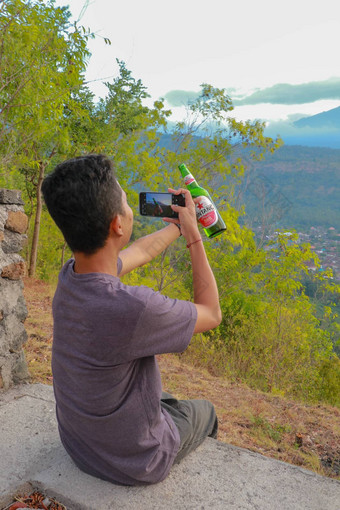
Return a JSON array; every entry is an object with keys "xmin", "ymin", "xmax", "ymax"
[{"xmin": 28, "ymin": 162, "xmax": 45, "ymax": 277}]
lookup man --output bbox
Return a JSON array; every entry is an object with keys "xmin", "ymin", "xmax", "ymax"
[{"xmin": 42, "ymin": 154, "xmax": 222, "ymax": 486}]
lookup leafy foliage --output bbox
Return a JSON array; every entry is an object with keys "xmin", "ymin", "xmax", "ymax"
[
  {"xmin": 0, "ymin": 0, "xmax": 92, "ymax": 166},
  {"xmin": 0, "ymin": 0, "xmax": 96, "ymax": 275}
]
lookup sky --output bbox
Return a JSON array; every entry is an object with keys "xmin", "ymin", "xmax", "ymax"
[{"xmin": 55, "ymin": 0, "xmax": 340, "ymax": 137}]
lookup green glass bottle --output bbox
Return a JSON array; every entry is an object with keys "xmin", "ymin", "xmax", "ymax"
[{"xmin": 178, "ymin": 163, "xmax": 226, "ymax": 238}]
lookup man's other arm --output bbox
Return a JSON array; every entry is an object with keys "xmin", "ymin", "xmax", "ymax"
[{"xmin": 119, "ymin": 223, "xmax": 180, "ymax": 276}]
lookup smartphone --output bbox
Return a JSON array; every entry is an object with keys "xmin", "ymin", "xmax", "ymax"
[{"xmin": 139, "ymin": 192, "xmax": 185, "ymax": 218}]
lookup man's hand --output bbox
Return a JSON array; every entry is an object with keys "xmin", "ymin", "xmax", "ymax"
[{"xmin": 163, "ymin": 188, "xmax": 201, "ymax": 243}]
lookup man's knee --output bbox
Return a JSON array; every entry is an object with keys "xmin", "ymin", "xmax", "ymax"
[{"xmin": 203, "ymin": 400, "xmax": 218, "ymax": 438}]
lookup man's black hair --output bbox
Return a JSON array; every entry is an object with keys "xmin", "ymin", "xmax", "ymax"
[{"xmin": 42, "ymin": 154, "xmax": 123, "ymax": 255}]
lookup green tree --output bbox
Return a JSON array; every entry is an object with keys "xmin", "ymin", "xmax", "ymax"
[
  {"xmin": 33, "ymin": 61, "xmax": 171, "ymax": 278},
  {"xmin": 0, "ymin": 0, "xmax": 94, "ymax": 275},
  {"xmin": 99, "ymin": 59, "xmax": 154, "ymax": 135},
  {"xmin": 197, "ymin": 231, "xmax": 340, "ymax": 405}
]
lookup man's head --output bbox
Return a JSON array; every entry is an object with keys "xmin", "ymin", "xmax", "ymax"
[{"xmin": 42, "ymin": 154, "xmax": 128, "ymax": 255}]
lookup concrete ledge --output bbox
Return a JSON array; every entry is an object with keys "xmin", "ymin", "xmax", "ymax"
[{"xmin": 1, "ymin": 384, "xmax": 339, "ymax": 510}]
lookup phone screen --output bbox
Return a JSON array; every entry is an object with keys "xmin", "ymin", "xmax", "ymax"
[{"xmin": 139, "ymin": 192, "xmax": 184, "ymax": 218}]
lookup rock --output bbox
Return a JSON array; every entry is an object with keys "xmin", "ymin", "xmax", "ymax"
[
  {"xmin": 2, "ymin": 230, "xmax": 27, "ymax": 254},
  {"xmin": 0, "ymin": 188, "xmax": 29, "ymax": 389},
  {"xmin": 0, "ymin": 315, "xmax": 27, "ymax": 355},
  {"xmin": 1, "ymin": 262, "xmax": 27, "ymax": 280},
  {"xmin": 0, "ymin": 278, "xmax": 25, "ymax": 313},
  {"xmin": 5, "ymin": 211, "xmax": 28, "ymax": 234},
  {"xmin": 0, "ymin": 208, "xmax": 8, "ymax": 230},
  {"xmin": 12, "ymin": 350, "xmax": 30, "ymax": 384},
  {"xmin": 0, "ymin": 356, "xmax": 13, "ymax": 389},
  {"xmin": 0, "ymin": 189, "xmax": 24, "ymax": 205},
  {"xmin": 16, "ymin": 294, "xmax": 28, "ymax": 323}
]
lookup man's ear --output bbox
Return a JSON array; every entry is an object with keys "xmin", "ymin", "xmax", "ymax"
[{"xmin": 110, "ymin": 215, "xmax": 123, "ymax": 237}]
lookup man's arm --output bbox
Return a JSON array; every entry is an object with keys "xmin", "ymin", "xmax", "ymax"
[
  {"xmin": 189, "ymin": 237, "xmax": 222, "ymax": 333},
  {"xmin": 119, "ymin": 223, "xmax": 180, "ymax": 276},
  {"xmin": 168, "ymin": 188, "xmax": 222, "ymax": 334}
]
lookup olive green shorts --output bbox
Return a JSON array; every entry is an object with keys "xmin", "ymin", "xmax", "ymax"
[{"xmin": 160, "ymin": 391, "xmax": 218, "ymax": 464}]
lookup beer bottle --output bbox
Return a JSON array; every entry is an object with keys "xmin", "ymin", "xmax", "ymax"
[{"xmin": 178, "ymin": 163, "xmax": 226, "ymax": 238}]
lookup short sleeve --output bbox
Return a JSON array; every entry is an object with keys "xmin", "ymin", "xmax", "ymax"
[{"xmin": 130, "ymin": 288, "xmax": 197, "ymax": 358}]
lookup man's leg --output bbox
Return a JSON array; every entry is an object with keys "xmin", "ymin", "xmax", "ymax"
[{"xmin": 161, "ymin": 392, "xmax": 218, "ymax": 464}]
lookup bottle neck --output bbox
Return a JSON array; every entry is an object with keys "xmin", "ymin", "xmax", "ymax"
[{"xmin": 179, "ymin": 164, "xmax": 199, "ymax": 188}]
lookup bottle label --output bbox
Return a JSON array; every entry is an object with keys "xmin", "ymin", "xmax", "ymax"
[
  {"xmin": 184, "ymin": 173, "xmax": 195, "ymax": 186},
  {"xmin": 196, "ymin": 196, "xmax": 218, "ymax": 228}
]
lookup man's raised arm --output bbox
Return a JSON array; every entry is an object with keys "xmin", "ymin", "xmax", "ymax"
[
  {"xmin": 119, "ymin": 223, "xmax": 180, "ymax": 276},
  {"xmin": 166, "ymin": 187, "xmax": 222, "ymax": 334}
]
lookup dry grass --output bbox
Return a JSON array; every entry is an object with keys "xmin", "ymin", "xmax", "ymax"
[
  {"xmin": 22, "ymin": 277, "xmax": 340, "ymax": 480},
  {"xmin": 158, "ymin": 354, "xmax": 340, "ymax": 479},
  {"xmin": 22, "ymin": 277, "xmax": 54, "ymax": 384}
]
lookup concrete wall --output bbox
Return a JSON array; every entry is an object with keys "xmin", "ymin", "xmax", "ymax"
[{"xmin": 0, "ymin": 189, "xmax": 29, "ymax": 389}]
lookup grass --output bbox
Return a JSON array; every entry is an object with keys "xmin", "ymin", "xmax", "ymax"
[
  {"xmin": 22, "ymin": 276, "xmax": 340, "ymax": 480},
  {"xmin": 158, "ymin": 353, "xmax": 340, "ymax": 478},
  {"xmin": 22, "ymin": 277, "xmax": 54, "ymax": 384}
]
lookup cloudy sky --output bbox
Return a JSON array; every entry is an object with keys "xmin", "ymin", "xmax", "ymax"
[{"xmin": 56, "ymin": 0, "xmax": 340, "ymax": 130}]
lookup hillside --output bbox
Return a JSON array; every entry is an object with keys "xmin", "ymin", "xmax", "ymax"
[
  {"xmin": 239, "ymin": 145, "xmax": 340, "ymax": 230},
  {"xmin": 22, "ymin": 277, "xmax": 340, "ymax": 481}
]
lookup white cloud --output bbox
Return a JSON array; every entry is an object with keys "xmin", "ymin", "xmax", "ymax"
[{"xmin": 56, "ymin": 0, "xmax": 340, "ymax": 125}]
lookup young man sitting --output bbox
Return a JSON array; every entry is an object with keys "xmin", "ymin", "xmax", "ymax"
[{"xmin": 41, "ymin": 154, "xmax": 222, "ymax": 486}]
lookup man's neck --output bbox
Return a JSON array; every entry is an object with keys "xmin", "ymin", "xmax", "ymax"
[{"xmin": 73, "ymin": 243, "xmax": 120, "ymax": 277}]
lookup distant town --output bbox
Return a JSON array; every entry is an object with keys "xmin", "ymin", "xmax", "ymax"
[
  {"xmin": 300, "ymin": 226, "xmax": 340, "ymax": 281},
  {"xmin": 255, "ymin": 226, "xmax": 340, "ymax": 282}
]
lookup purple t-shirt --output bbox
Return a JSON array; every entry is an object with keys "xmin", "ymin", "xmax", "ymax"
[{"xmin": 52, "ymin": 258, "xmax": 197, "ymax": 485}]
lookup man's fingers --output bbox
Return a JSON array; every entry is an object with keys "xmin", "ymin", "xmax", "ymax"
[{"xmin": 168, "ymin": 187, "xmax": 193, "ymax": 207}]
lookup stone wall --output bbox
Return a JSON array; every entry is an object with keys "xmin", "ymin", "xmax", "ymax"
[{"xmin": 0, "ymin": 189, "xmax": 30, "ymax": 389}]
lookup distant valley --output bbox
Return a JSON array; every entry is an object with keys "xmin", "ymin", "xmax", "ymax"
[
  {"xmin": 239, "ymin": 145, "xmax": 340, "ymax": 232},
  {"xmin": 239, "ymin": 107, "xmax": 340, "ymax": 232},
  {"xmin": 159, "ymin": 135, "xmax": 340, "ymax": 232}
]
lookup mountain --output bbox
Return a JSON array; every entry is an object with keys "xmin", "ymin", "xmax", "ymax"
[
  {"xmin": 265, "ymin": 106, "xmax": 340, "ymax": 149},
  {"xmin": 294, "ymin": 106, "xmax": 340, "ymax": 129},
  {"xmin": 166, "ymin": 107, "xmax": 340, "ymax": 149}
]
